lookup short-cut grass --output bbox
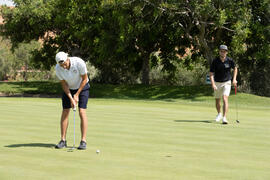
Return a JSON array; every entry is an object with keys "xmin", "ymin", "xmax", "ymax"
[{"xmin": 0, "ymin": 92, "xmax": 269, "ymax": 179}]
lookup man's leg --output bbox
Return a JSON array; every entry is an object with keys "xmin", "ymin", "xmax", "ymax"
[
  {"xmin": 215, "ymin": 98, "xmax": 221, "ymax": 114},
  {"xmin": 61, "ymin": 109, "xmax": 70, "ymax": 140},
  {"xmin": 77, "ymin": 86, "xmax": 89, "ymax": 150},
  {"xmin": 55, "ymin": 108, "xmax": 70, "ymax": 148},
  {"xmin": 222, "ymin": 95, "xmax": 229, "ymax": 118},
  {"xmin": 215, "ymin": 98, "xmax": 223, "ymax": 122},
  {"xmin": 221, "ymin": 81, "xmax": 231, "ymax": 124},
  {"xmin": 79, "ymin": 108, "xmax": 88, "ymax": 142}
]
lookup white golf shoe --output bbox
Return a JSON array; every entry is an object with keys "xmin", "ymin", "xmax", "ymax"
[
  {"xmin": 215, "ymin": 113, "xmax": 222, "ymax": 122},
  {"xmin": 222, "ymin": 117, "xmax": 228, "ymax": 124}
]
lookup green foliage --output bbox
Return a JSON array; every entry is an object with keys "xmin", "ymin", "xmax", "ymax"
[
  {"xmin": 0, "ymin": 38, "xmax": 14, "ymax": 80},
  {"xmin": 165, "ymin": 0, "xmax": 252, "ymax": 65},
  {"xmin": 1, "ymin": 0, "xmax": 56, "ymax": 46},
  {"xmin": 0, "ymin": 37, "xmax": 41, "ymax": 81},
  {"xmin": 237, "ymin": 0, "xmax": 270, "ymax": 96},
  {"xmin": 0, "ymin": 0, "xmax": 269, "ymax": 95},
  {"xmin": 149, "ymin": 55, "xmax": 209, "ymax": 86}
]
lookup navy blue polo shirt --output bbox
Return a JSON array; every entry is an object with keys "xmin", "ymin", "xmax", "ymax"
[{"xmin": 210, "ymin": 57, "xmax": 235, "ymax": 82}]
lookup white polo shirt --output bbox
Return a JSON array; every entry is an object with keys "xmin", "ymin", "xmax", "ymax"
[{"xmin": 55, "ymin": 57, "xmax": 89, "ymax": 90}]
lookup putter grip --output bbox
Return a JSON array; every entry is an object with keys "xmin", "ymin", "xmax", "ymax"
[{"xmin": 73, "ymin": 107, "xmax": 76, "ymax": 111}]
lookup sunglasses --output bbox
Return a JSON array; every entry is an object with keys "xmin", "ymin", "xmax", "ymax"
[
  {"xmin": 219, "ymin": 50, "xmax": 227, "ymax": 53},
  {"xmin": 58, "ymin": 60, "xmax": 65, "ymax": 64}
]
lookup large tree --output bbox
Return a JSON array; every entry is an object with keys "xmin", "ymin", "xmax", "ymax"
[
  {"xmin": 1, "ymin": 0, "xmax": 101, "ymax": 69},
  {"xmin": 241, "ymin": 0, "xmax": 270, "ymax": 96},
  {"xmin": 1, "ymin": 0, "xmax": 182, "ymax": 84},
  {"xmin": 0, "ymin": 0, "xmax": 255, "ymax": 86},
  {"xmin": 97, "ymin": 0, "xmax": 183, "ymax": 84},
  {"xmin": 160, "ymin": 0, "xmax": 251, "ymax": 65},
  {"xmin": 105, "ymin": 0, "xmax": 252, "ymax": 83}
]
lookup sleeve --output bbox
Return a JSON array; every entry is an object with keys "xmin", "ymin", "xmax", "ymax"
[
  {"xmin": 55, "ymin": 66, "xmax": 63, "ymax": 80},
  {"xmin": 210, "ymin": 59, "xmax": 215, "ymax": 73},
  {"xmin": 78, "ymin": 59, "xmax": 87, "ymax": 75}
]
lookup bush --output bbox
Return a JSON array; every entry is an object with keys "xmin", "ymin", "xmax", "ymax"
[
  {"xmin": 150, "ymin": 59, "xmax": 209, "ymax": 86},
  {"xmin": 249, "ymin": 61, "xmax": 270, "ymax": 97}
]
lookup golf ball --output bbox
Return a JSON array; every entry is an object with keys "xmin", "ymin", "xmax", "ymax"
[{"xmin": 96, "ymin": 149, "xmax": 100, "ymax": 154}]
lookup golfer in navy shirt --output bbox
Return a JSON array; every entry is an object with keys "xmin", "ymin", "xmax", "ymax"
[{"xmin": 210, "ymin": 45, "xmax": 238, "ymax": 124}]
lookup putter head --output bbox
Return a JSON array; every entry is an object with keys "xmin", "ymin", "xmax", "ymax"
[
  {"xmin": 67, "ymin": 146, "xmax": 76, "ymax": 152},
  {"xmin": 67, "ymin": 148, "xmax": 73, "ymax": 152},
  {"xmin": 236, "ymin": 120, "xmax": 240, "ymax": 123}
]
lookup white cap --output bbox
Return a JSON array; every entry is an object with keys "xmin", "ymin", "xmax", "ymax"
[
  {"xmin": 219, "ymin": 45, "xmax": 228, "ymax": 51},
  {"xmin": 55, "ymin": 52, "xmax": 68, "ymax": 63}
]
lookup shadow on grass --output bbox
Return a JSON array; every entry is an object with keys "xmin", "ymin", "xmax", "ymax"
[
  {"xmin": 0, "ymin": 81, "xmax": 62, "ymax": 96},
  {"xmin": 5, "ymin": 143, "xmax": 55, "ymax": 148},
  {"xmin": 1, "ymin": 81, "xmax": 213, "ymax": 101},
  {"xmin": 174, "ymin": 120, "xmax": 212, "ymax": 123},
  {"xmin": 91, "ymin": 84, "xmax": 213, "ymax": 101}
]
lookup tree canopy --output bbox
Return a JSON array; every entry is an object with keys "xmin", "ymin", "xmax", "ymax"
[{"xmin": 0, "ymin": 0, "xmax": 269, "ymax": 95}]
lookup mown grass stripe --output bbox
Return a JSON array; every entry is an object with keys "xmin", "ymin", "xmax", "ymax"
[{"xmin": 0, "ymin": 97, "xmax": 270, "ymax": 180}]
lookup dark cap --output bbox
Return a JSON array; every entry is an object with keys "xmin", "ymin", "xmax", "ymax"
[{"xmin": 219, "ymin": 45, "xmax": 228, "ymax": 51}]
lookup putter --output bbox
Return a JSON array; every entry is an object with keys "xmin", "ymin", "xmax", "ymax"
[
  {"xmin": 72, "ymin": 106, "xmax": 76, "ymax": 148},
  {"xmin": 68, "ymin": 106, "xmax": 76, "ymax": 152},
  {"xmin": 234, "ymin": 86, "xmax": 239, "ymax": 123}
]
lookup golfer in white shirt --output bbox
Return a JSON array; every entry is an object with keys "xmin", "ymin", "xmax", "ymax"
[{"xmin": 54, "ymin": 51, "xmax": 90, "ymax": 150}]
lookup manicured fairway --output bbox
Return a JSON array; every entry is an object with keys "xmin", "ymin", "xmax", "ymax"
[{"xmin": 0, "ymin": 97, "xmax": 269, "ymax": 180}]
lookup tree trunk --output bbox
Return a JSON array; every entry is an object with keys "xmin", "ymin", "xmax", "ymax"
[
  {"xmin": 204, "ymin": 46, "xmax": 214, "ymax": 65},
  {"xmin": 24, "ymin": 62, "xmax": 28, "ymax": 81},
  {"xmin": 142, "ymin": 53, "xmax": 150, "ymax": 85},
  {"xmin": 198, "ymin": 23, "xmax": 214, "ymax": 65}
]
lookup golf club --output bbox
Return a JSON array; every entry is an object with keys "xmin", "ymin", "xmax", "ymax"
[
  {"xmin": 68, "ymin": 106, "xmax": 76, "ymax": 152},
  {"xmin": 73, "ymin": 106, "xmax": 76, "ymax": 148},
  {"xmin": 234, "ymin": 85, "xmax": 239, "ymax": 123}
]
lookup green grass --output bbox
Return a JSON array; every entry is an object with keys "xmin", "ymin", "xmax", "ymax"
[
  {"xmin": 1, "ymin": 81, "xmax": 270, "ymax": 105},
  {"xmin": 0, "ymin": 96, "xmax": 270, "ymax": 180}
]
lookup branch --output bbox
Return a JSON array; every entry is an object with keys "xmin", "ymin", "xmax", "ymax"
[
  {"xmin": 221, "ymin": 26, "xmax": 235, "ymax": 32},
  {"xmin": 200, "ymin": 21, "xmax": 235, "ymax": 32}
]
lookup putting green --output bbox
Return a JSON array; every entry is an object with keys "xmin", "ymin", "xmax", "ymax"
[{"xmin": 0, "ymin": 97, "xmax": 269, "ymax": 180}]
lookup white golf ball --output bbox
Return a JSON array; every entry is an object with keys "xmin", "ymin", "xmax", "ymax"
[{"xmin": 96, "ymin": 149, "xmax": 100, "ymax": 154}]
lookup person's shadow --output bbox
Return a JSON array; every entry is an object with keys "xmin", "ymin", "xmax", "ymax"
[
  {"xmin": 174, "ymin": 120, "xmax": 212, "ymax": 123},
  {"xmin": 5, "ymin": 143, "xmax": 55, "ymax": 148}
]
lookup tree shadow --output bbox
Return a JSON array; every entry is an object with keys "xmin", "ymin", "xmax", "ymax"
[
  {"xmin": 90, "ymin": 84, "xmax": 213, "ymax": 101},
  {"xmin": 0, "ymin": 81, "xmax": 62, "ymax": 98},
  {"xmin": 5, "ymin": 143, "xmax": 55, "ymax": 148},
  {"xmin": 174, "ymin": 120, "xmax": 212, "ymax": 123}
]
